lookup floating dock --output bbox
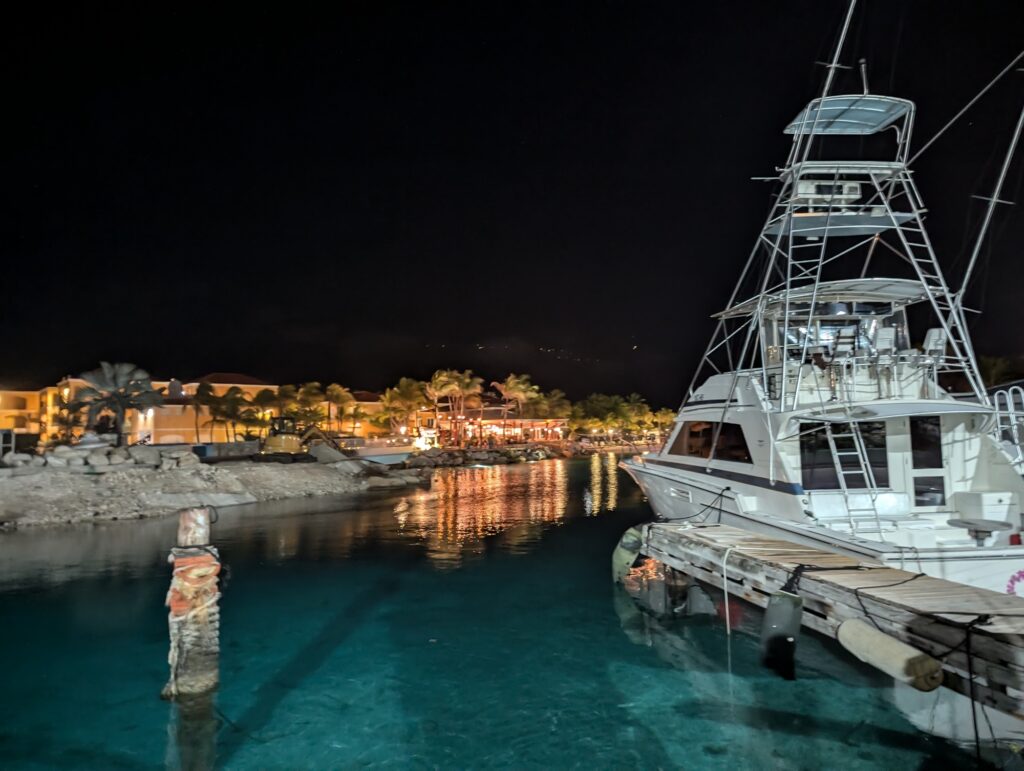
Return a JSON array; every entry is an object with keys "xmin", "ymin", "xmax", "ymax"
[{"xmin": 628, "ymin": 522, "xmax": 1024, "ymax": 720}]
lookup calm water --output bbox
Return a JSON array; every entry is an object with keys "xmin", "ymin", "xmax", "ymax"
[{"xmin": 0, "ymin": 456, "xmax": 974, "ymax": 769}]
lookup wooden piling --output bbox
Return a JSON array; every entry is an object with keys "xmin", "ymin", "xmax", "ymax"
[{"xmin": 161, "ymin": 507, "xmax": 221, "ymax": 700}]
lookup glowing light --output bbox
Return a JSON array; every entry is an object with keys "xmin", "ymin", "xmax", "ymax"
[
  {"xmin": 146, "ymin": 408, "xmax": 154, "ymax": 419},
  {"xmin": 62, "ymin": 387, "xmax": 70, "ymax": 399}
]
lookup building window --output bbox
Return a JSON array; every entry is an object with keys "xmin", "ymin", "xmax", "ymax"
[
  {"xmin": 667, "ymin": 421, "xmax": 752, "ymax": 464},
  {"xmin": 800, "ymin": 421, "xmax": 888, "ymax": 490},
  {"xmin": 910, "ymin": 416, "xmax": 942, "ymax": 469}
]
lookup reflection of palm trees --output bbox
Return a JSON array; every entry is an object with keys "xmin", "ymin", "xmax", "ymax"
[{"xmin": 404, "ymin": 461, "xmax": 570, "ymax": 569}]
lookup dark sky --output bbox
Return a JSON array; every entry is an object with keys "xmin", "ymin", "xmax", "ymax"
[{"xmin": 4, "ymin": 1, "xmax": 1023, "ymax": 405}]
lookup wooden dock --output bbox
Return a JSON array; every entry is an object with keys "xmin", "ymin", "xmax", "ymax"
[{"xmin": 636, "ymin": 522, "xmax": 1024, "ymax": 720}]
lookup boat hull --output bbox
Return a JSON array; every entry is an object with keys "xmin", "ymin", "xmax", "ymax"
[{"xmin": 623, "ymin": 457, "xmax": 1024, "ymax": 595}]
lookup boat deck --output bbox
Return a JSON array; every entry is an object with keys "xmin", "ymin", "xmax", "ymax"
[{"xmin": 639, "ymin": 522, "xmax": 1024, "ymax": 718}]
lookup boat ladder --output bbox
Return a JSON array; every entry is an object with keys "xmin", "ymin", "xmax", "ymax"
[
  {"xmin": 994, "ymin": 386, "xmax": 1024, "ymax": 468},
  {"xmin": 824, "ymin": 422, "xmax": 885, "ymax": 538}
]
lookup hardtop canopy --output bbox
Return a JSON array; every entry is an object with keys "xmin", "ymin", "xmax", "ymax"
[
  {"xmin": 785, "ymin": 95, "xmax": 914, "ymax": 136},
  {"xmin": 715, "ymin": 277, "xmax": 930, "ymax": 320}
]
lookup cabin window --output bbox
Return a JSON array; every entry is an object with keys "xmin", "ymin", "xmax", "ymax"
[
  {"xmin": 913, "ymin": 476, "xmax": 946, "ymax": 507},
  {"xmin": 667, "ymin": 421, "xmax": 752, "ymax": 463},
  {"xmin": 910, "ymin": 416, "xmax": 942, "ymax": 469},
  {"xmin": 799, "ymin": 421, "xmax": 889, "ymax": 490}
]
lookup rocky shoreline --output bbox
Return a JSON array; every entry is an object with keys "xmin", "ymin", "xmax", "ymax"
[{"xmin": 0, "ymin": 443, "xmax": 568, "ymax": 530}]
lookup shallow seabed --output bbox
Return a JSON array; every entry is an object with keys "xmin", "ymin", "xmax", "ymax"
[{"xmin": 0, "ymin": 456, "xmax": 974, "ymax": 769}]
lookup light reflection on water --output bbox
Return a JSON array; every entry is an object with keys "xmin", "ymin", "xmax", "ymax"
[
  {"xmin": 584, "ymin": 451, "xmax": 619, "ymax": 515},
  {"xmin": 400, "ymin": 459, "xmax": 571, "ymax": 569},
  {"xmin": 0, "ymin": 456, "xmax": 979, "ymax": 769}
]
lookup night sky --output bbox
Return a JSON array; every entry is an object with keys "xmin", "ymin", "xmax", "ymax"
[{"xmin": 4, "ymin": 2, "xmax": 1023, "ymax": 406}]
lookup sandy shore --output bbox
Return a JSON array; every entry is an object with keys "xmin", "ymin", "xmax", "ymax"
[{"xmin": 0, "ymin": 460, "xmax": 423, "ymax": 529}]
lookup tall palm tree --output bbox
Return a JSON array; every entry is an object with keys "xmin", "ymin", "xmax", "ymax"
[
  {"xmin": 448, "ymin": 370, "xmax": 483, "ymax": 446},
  {"xmin": 492, "ymin": 373, "xmax": 539, "ymax": 440},
  {"xmin": 426, "ymin": 370, "xmax": 458, "ymax": 439},
  {"xmin": 219, "ymin": 386, "xmax": 250, "ymax": 441},
  {"xmin": 250, "ymin": 388, "xmax": 278, "ymax": 437},
  {"xmin": 74, "ymin": 362, "xmax": 164, "ymax": 445},
  {"xmin": 325, "ymin": 383, "xmax": 354, "ymax": 433},
  {"xmin": 191, "ymin": 382, "xmax": 216, "ymax": 443}
]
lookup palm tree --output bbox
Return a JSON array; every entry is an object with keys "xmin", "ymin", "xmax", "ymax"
[
  {"xmin": 543, "ymin": 389, "xmax": 572, "ymax": 419},
  {"xmin": 978, "ymin": 355, "xmax": 1021, "ymax": 388},
  {"xmin": 73, "ymin": 362, "xmax": 164, "ymax": 445},
  {"xmin": 325, "ymin": 383, "xmax": 354, "ymax": 433},
  {"xmin": 219, "ymin": 386, "xmax": 250, "ymax": 441},
  {"xmin": 492, "ymin": 373, "xmax": 539, "ymax": 440},
  {"xmin": 250, "ymin": 388, "xmax": 278, "ymax": 437},
  {"xmin": 345, "ymin": 404, "xmax": 368, "ymax": 435},
  {"xmin": 378, "ymin": 378, "xmax": 427, "ymax": 434},
  {"xmin": 274, "ymin": 385, "xmax": 298, "ymax": 418},
  {"xmin": 191, "ymin": 382, "xmax": 216, "ymax": 443},
  {"xmin": 448, "ymin": 370, "xmax": 483, "ymax": 446},
  {"xmin": 52, "ymin": 394, "xmax": 83, "ymax": 444},
  {"xmin": 652, "ymin": 408, "xmax": 676, "ymax": 442},
  {"xmin": 426, "ymin": 370, "xmax": 458, "ymax": 439}
]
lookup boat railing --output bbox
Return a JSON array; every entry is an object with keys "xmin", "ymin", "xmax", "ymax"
[{"xmin": 760, "ymin": 349, "xmax": 951, "ymax": 408}]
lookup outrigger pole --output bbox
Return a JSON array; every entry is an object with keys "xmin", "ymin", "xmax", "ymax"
[{"xmin": 954, "ymin": 101, "xmax": 1024, "ymax": 313}]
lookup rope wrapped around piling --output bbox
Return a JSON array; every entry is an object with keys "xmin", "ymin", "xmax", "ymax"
[{"xmin": 161, "ymin": 546, "xmax": 221, "ymax": 699}]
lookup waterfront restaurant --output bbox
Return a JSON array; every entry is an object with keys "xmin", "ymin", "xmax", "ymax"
[{"xmin": 428, "ymin": 397, "xmax": 567, "ymax": 446}]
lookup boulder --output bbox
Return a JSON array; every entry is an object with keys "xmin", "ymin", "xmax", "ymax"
[
  {"xmin": 52, "ymin": 445, "xmax": 76, "ymax": 456},
  {"xmin": 160, "ymin": 458, "xmax": 177, "ymax": 471},
  {"xmin": 87, "ymin": 452, "xmax": 110, "ymax": 467},
  {"xmin": 29, "ymin": 456, "xmax": 46, "ymax": 467},
  {"xmin": 160, "ymin": 449, "xmax": 193, "ymax": 460},
  {"xmin": 109, "ymin": 447, "xmax": 129, "ymax": 460},
  {"xmin": 366, "ymin": 476, "xmax": 407, "ymax": 489},
  {"xmin": 423, "ymin": 447, "xmax": 443, "ymax": 459},
  {"xmin": 128, "ymin": 445, "xmax": 161, "ymax": 466},
  {"xmin": 45, "ymin": 456, "xmax": 68, "ymax": 467},
  {"xmin": 405, "ymin": 455, "xmax": 433, "ymax": 468},
  {"xmin": 2, "ymin": 452, "xmax": 32, "ymax": 467},
  {"xmin": 327, "ymin": 458, "xmax": 370, "ymax": 476},
  {"xmin": 108, "ymin": 454, "xmax": 127, "ymax": 465},
  {"xmin": 309, "ymin": 443, "xmax": 347, "ymax": 464},
  {"xmin": 176, "ymin": 453, "xmax": 201, "ymax": 467},
  {"xmin": 67, "ymin": 456, "xmax": 85, "ymax": 467}
]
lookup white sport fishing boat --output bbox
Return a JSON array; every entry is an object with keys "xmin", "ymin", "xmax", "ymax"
[{"xmin": 622, "ymin": 34, "xmax": 1024, "ymax": 593}]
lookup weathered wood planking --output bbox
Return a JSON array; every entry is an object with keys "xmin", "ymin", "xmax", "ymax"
[{"xmin": 641, "ymin": 522, "xmax": 1024, "ymax": 719}]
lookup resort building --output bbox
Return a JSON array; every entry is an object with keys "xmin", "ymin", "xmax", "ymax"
[{"xmin": 1, "ymin": 373, "xmax": 390, "ymax": 447}]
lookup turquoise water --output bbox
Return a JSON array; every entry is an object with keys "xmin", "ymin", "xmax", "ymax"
[{"xmin": 0, "ymin": 456, "xmax": 974, "ymax": 769}]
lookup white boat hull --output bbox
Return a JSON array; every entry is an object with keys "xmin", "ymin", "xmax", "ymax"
[{"xmin": 624, "ymin": 458, "xmax": 1024, "ymax": 595}]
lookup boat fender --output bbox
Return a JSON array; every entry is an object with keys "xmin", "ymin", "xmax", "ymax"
[
  {"xmin": 760, "ymin": 591, "xmax": 802, "ymax": 680},
  {"xmin": 611, "ymin": 526, "xmax": 645, "ymax": 583},
  {"xmin": 836, "ymin": 619, "xmax": 943, "ymax": 692}
]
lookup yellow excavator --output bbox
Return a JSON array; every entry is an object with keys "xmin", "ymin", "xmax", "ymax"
[{"xmin": 255, "ymin": 417, "xmax": 340, "ymax": 463}]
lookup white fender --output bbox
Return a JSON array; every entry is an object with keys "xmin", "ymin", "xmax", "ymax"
[{"xmin": 837, "ymin": 619, "xmax": 943, "ymax": 692}]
